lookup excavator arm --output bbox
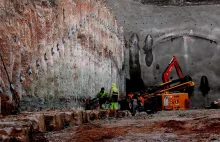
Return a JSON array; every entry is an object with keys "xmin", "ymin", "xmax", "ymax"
[
  {"xmin": 162, "ymin": 56, "xmax": 184, "ymax": 89},
  {"xmin": 143, "ymin": 56, "xmax": 194, "ymax": 98}
]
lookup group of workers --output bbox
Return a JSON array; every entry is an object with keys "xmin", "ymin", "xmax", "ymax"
[
  {"xmin": 96, "ymin": 83, "xmax": 120, "ymax": 117},
  {"xmin": 95, "ymin": 84, "xmax": 152, "ymax": 117}
]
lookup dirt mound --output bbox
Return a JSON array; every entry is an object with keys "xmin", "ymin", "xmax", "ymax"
[
  {"xmin": 77, "ymin": 123, "xmax": 102, "ymax": 131},
  {"xmin": 74, "ymin": 124, "xmax": 130, "ymax": 142},
  {"xmin": 160, "ymin": 120, "xmax": 186, "ymax": 131},
  {"xmin": 191, "ymin": 118, "xmax": 220, "ymax": 134}
]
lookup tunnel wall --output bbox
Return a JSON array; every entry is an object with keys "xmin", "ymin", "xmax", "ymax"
[
  {"xmin": 0, "ymin": 0, "xmax": 125, "ymax": 110},
  {"xmin": 107, "ymin": 0, "xmax": 220, "ymax": 108}
]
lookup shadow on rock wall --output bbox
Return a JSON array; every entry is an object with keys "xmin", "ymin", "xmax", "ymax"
[
  {"xmin": 127, "ymin": 34, "xmax": 144, "ymax": 93},
  {"xmin": 143, "ymin": 35, "xmax": 154, "ymax": 67}
]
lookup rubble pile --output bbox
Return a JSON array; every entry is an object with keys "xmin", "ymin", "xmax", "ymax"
[{"xmin": 210, "ymin": 99, "xmax": 220, "ymax": 109}]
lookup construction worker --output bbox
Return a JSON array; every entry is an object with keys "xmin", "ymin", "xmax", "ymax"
[
  {"xmin": 96, "ymin": 87, "xmax": 108, "ymax": 109},
  {"xmin": 137, "ymin": 95, "xmax": 145, "ymax": 106},
  {"xmin": 128, "ymin": 92, "xmax": 134, "ymax": 100},
  {"xmin": 109, "ymin": 83, "xmax": 120, "ymax": 117},
  {"xmin": 127, "ymin": 92, "xmax": 134, "ymax": 112}
]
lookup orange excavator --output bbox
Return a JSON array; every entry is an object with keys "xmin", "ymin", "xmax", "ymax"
[{"xmin": 143, "ymin": 56, "xmax": 194, "ymax": 112}]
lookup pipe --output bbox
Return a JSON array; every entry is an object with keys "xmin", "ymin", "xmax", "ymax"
[
  {"xmin": 0, "ymin": 50, "xmax": 18, "ymax": 107},
  {"xmin": 0, "ymin": 51, "xmax": 13, "ymax": 91}
]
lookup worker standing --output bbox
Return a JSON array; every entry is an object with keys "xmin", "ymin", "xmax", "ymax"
[
  {"xmin": 96, "ymin": 87, "xmax": 108, "ymax": 109},
  {"xmin": 128, "ymin": 92, "xmax": 134, "ymax": 100},
  {"xmin": 127, "ymin": 92, "xmax": 134, "ymax": 113},
  {"xmin": 109, "ymin": 83, "xmax": 120, "ymax": 117}
]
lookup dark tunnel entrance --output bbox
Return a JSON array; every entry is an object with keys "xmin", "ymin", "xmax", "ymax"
[{"xmin": 126, "ymin": 78, "xmax": 145, "ymax": 94}]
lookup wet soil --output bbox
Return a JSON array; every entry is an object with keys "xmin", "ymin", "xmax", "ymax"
[{"xmin": 34, "ymin": 109, "xmax": 220, "ymax": 142}]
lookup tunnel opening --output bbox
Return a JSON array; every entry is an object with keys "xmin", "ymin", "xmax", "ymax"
[
  {"xmin": 126, "ymin": 78, "xmax": 145, "ymax": 94},
  {"xmin": 200, "ymin": 75, "xmax": 210, "ymax": 97}
]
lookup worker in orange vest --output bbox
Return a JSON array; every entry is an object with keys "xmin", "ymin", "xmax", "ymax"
[
  {"xmin": 127, "ymin": 92, "xmax": 134, "ymax": 100},
  {"xmin": 138, "ymin": 95, "xmax": 145, "ymax": 106}
]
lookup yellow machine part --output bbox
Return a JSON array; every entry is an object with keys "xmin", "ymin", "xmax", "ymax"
[
  {"xmin": 159, "ymin": 81, "xmax": 195, "ymax": 94},
  {"xmin": 142, "ymin": 81, "xmax": 194, "ymax": 111}
]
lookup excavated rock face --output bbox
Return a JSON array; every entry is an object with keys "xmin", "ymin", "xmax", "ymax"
[
  {"xmin": 107, "ymin": 0, "xmax": 220, "ymax": 108},
  {"xmin": 0, "ymin": 0, "xmax": 125, "ymax": 110}
]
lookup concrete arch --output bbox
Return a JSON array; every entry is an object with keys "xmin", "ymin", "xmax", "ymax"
[{"xmin": 152, "ymin": 29, "xmax": 218, "ymax": 48}]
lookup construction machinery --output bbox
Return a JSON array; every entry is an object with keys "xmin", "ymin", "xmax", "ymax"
[{"xmin": 143, "ymin": 56, "xmax": 194, "ymax": 112}]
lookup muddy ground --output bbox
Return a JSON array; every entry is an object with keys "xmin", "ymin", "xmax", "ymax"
[{"xmin": 34, "ymin": 109, "xmax": 220, "ymax": 142}]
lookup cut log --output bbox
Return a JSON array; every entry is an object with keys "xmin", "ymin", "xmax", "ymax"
[
  {"xmin": 64, "ymin": 111, "xmax": 74, "ymax": 127},
  {"xmin": 82, "ymin": 110, "xmax": 89, "ymax": 123},
  {"xmin": 44, "ymin": 112, "xmax": 56, "ymax": 131},
  {"xmin": 98, "ymin": 110, "xmax": 110, "ymax": 119},
  {"xmin": 55, "ymin": 112, "xmax": 65, "ymax": 131},
  {"xmin": 72, "ymin": 110, "xmax": 83, "ymax": 125},
  {"xmin": 88, "ymin": 110, "xmax": 99, "ymax": 121},
  {"xmin": 18, "ymin": 112, "xmax": 46, "ymax": 132}
]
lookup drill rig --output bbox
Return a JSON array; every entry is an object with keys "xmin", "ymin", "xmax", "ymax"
[{"xmin": 143, "ymin": 56, "xmax": 194, "ymax": 111}]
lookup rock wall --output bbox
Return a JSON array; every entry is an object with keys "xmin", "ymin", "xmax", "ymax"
[
  {"xmin": 0, "ymin": 0, "xmax": 125, "ymax": 110},
  {"xmin": 107, "ymin": 0, "xmax": 220, "ymax": 108}
]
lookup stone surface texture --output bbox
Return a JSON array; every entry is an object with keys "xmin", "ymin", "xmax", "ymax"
[{"xmin": 0, "ymin": 0, "xmax": 125, "ymax": 110}]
